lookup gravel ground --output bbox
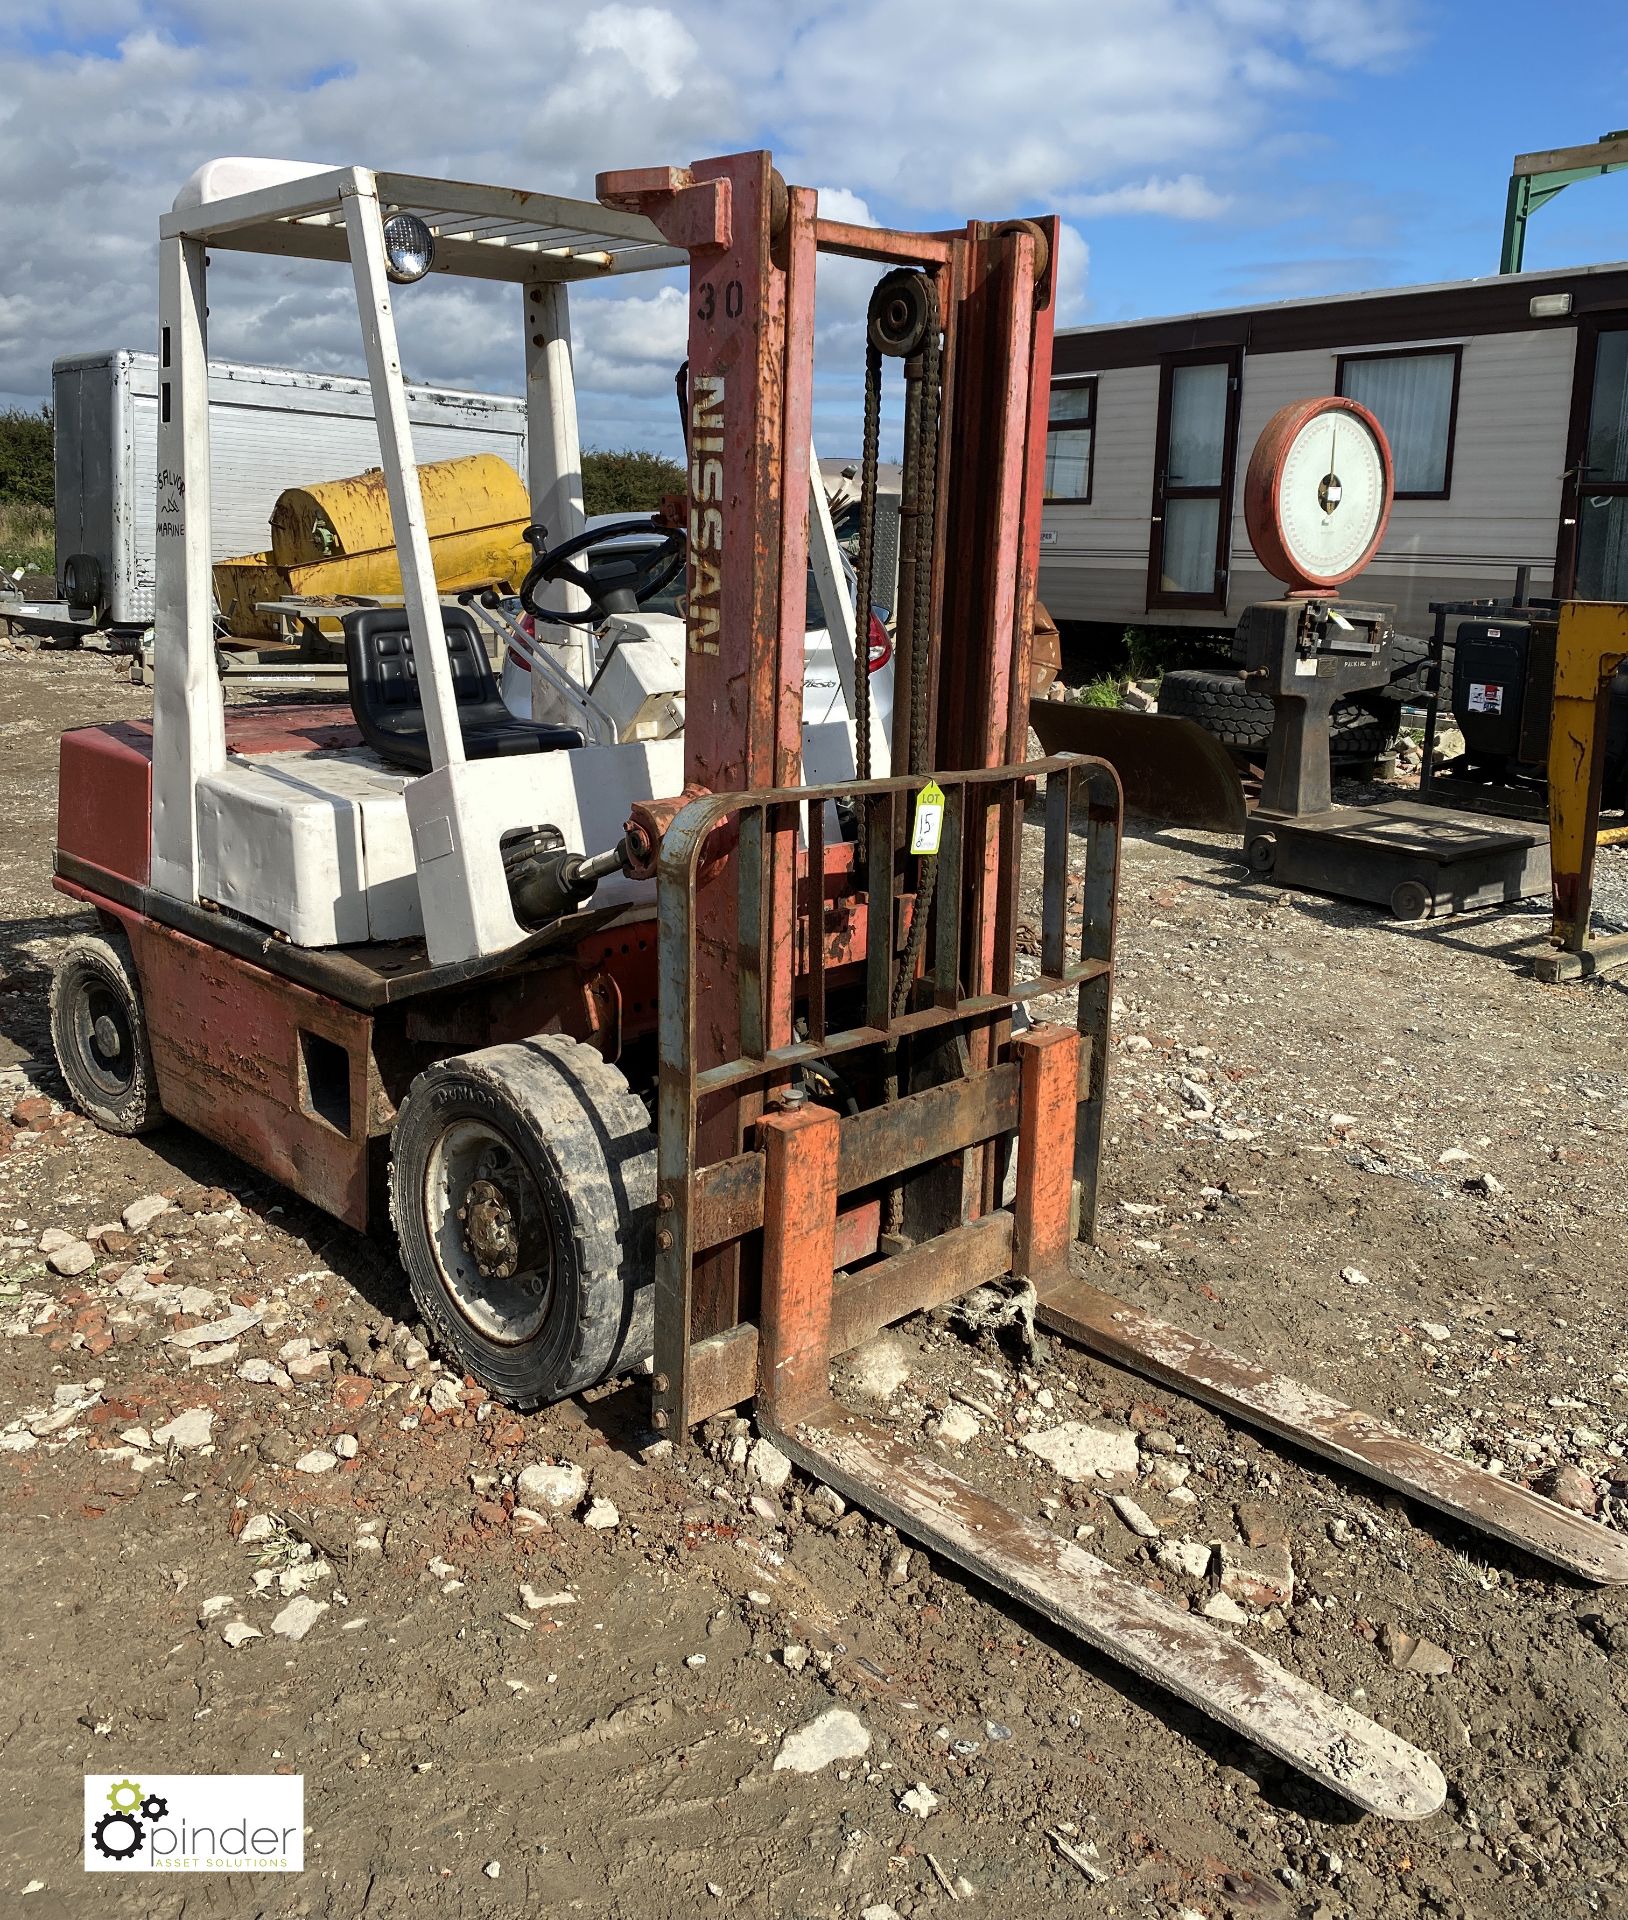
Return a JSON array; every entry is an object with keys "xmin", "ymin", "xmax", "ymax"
[{"xmin": 0, "ymin": 644, "xmax": 1626, "ymax": 1920}]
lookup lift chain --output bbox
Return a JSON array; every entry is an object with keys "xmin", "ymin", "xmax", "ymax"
[
  {"xmin": 854, "ymin": 270, "xmax": 943, "ymax": 846},
  {"xmin": 853, "ymin": 269, "xmax": 945, "ymax": 1237},
  {"xmin": 852, "ymin": 334, "xmax": 883, "ymax": 856},
  {"xmin": 886, "ymin": 269, "xmax": 943, "ymax": 1019}
]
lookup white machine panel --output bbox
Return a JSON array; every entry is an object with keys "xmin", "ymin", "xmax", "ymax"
[
  {"xmin": 406, "ymin": 740, "xmax": 685, "ymax": 966},
  {"xmin": 195, "ymin": 752, "xmax": 416, "ymax": 946}
]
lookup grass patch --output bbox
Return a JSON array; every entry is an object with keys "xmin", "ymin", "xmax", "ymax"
[
  {"xmin": 1072, "ymin": 673, "xmax": 1125, "ymax": 708},
  {"xmin": 0, "ymin": 500, "xmax": 53, "ymax": 576}
]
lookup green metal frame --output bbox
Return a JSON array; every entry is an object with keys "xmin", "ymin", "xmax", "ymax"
[{"xmin": 1501, "ymin": 130, "xmax": 1628, "ymax": 275}]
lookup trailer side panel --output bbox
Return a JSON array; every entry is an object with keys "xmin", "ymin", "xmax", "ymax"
[{"xmin": 50, "ymin": 352, "xmax": 530, "ymax": 629}]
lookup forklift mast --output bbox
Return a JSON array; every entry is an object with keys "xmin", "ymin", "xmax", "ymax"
[{"xmin": 599, "ymin": 158, "xmax": 1082, "ymax": 1418}]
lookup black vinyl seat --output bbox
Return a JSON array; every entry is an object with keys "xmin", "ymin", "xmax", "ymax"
[{"xmin": 342, "ymin": 607, "xmax": 583, "ymax": 773}]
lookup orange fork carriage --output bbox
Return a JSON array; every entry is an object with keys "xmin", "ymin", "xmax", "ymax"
[{"xmin": 649, "ymin": 760, "xmax": 1117, "ymax": 1435}]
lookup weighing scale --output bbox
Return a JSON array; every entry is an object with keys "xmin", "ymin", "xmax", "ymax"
[{"xmin": 1235, "ymin": 397, "xmax": 1550, "ymax": 920}]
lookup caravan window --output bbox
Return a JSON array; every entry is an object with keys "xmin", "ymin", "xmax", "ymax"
[
  {"xmin": 1045, "ymin": 378, "xmax": 1096, "ymax": 502},
  {"xmin": 1336, "ymin": 347, "xmax": 1461, "ymax": 498}
]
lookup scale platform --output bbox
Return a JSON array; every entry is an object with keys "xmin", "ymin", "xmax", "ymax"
[{"xmin": 1247, "ymin": 798, "xmax": 1551, "ymax": 921}]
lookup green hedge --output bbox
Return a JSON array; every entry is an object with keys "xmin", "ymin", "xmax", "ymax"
[
  {"xmin": 581, "ymin": 447, "xmax": 684, "ymax": 516},
  {"xmin": 0, "ymin": 406, "xmax": 52, "ymax": 509}
]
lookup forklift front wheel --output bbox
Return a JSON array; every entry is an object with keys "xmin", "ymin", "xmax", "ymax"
[
  {"xmin": 389, "ymin": 1037, "xmax": 655, "ymax": 1410},
  {"xmin": 1245, "ymin": 832, "xmax": 1277, "ymax": 876},
  {"xmin": 49, "ymin": 931, "xmax": 164, "ymax": 1135}
]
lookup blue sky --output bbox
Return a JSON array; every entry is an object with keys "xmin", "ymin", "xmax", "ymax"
[
  {"xmin": 1084, "ymin": 0, "xmax": 1628, "ymax": 321},
  {"xmin": 1, "ymin": 1, "xmax": 1626, "ymax": 456}
]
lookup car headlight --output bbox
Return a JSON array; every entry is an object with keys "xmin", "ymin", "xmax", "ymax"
[{"xmin": 382, "ymin": 211, "xmax": 435, "ymax": 284}]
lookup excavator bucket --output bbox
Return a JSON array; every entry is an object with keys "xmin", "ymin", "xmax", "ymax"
[{"xmin": 1031, "ymin": 698, "xmax": 1247, "ymax": 833}]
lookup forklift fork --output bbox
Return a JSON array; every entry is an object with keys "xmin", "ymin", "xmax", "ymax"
[{"xmin": 753, "ymin": 1043, "xmax": 1447, "ymax": 1823}]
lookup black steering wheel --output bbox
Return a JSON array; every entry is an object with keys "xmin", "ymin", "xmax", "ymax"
[{"xmin": 518, "ymin": 517, "xmax": 687, "ymax": 628}]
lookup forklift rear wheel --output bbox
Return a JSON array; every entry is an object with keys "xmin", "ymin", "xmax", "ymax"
[
  {"xmin": 49, "ymin": 931, "xmax": 163, "ymax": 1135},
  {"xmin": 389, "ymin": 1037, "xmax": 655, "ymax": 1410},
  {"xmin": 1390, "ymin": 880, "xmax": 1432, "ymax": 922},
  {"xmin": 1245, "ymin": 832, "xmax": 1277, "ymax": 876}
]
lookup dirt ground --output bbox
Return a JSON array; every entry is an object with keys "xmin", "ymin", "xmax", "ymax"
[{"xmin": 1, "ymin": 644, "xmax": 1626, "ymax": 1920}]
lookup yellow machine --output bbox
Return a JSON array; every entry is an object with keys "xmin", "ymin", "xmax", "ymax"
[
  {"xmin": 1537, "ymin": 600, "xmax": 1628, "ymax": 981},
  {"xmin": 214, "ymin": 450, "xmax": 533, "ymax": 638}
]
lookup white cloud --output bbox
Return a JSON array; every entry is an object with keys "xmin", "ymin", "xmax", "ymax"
[
  {"xmin": 750, "ymin": 0, "xmax": 1421, "ymax": 209},
  {"xmin": 575, "ymin": 4, "xmax": 702, "ymax": 102},
  {"xmin": 574, "ymin": 284, "xmax": 691, "ymax": 398},
  {"xmin": 1053, "ymin": 222, "xmax": 1090, "ymax": 325},
  {"xmin": 1067, "ymin": 175, "xmax": 1232, "ymax": 221},
  {"xmin": 1228, "ymin": 0, "xmax": 1420, "ymax": 71},
  {"xmin": 814, "ymin": 186, "xmax": 879, "ymax": 229},
  {"xmin": 0, "ymin": 0, "xmax": 1422, "ymax": 451}
]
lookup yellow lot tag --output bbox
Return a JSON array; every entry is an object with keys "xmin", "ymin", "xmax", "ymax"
[{"xmin": 910, "ymin": 779, "xmax": 946, "ymax": 856}]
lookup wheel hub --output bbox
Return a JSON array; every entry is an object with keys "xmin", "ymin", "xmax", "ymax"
[
  {"xmin": 91, "ymin": 1013, "xmax": 123, "ymax": 1059},
  {"xmin": 425, "ymin": 1118, "xmax": 555, "ymax": 1344},
  {"xmin": 459, "ymin": 1177, "xmax": 520, "ymax": 1280}
]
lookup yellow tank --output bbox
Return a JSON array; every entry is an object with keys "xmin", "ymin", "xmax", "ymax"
[{"xmin": 214, "ymin": 451, "xmax": 535, "ymax": 639}]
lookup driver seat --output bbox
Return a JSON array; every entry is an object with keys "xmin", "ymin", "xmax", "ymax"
[{"xmin": 342, "ymin": 607, "xmax": 584, "ymax": 773}]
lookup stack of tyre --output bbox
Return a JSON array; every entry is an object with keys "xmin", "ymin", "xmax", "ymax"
[{"xmin": 1156, "ymin": 635, "xmax": 1431, "ymax": 762}]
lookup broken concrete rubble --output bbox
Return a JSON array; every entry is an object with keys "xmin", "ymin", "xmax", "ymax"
[
  {"xmin": 1218, "ymin": 1541, "xmax": 1295, "ymax": 1611},
  {"xmin": 517, "ymin": 1461, "xmax": 587, "ymax": 1510},
  {"xmin": 1019, "ymin": 1421, "xmax": 1139, "ymax": 1482},
  {"xmin": 772, "ymin": 1707, "xmax": 870, "ymax": 1774}
]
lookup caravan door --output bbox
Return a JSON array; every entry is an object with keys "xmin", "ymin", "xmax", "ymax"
[
  {"xmin": 1559, "ymin": 316, "xmax": 1628, "ymax": 600},
  {"xmin": 1146, "ymin": 346, "xmax": 1242, "ymax": 615}
]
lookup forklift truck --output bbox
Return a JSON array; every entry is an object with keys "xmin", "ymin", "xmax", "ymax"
[{"xmin": 49, "ymin": 151, "xmax": 1628, "ymax": 1824}]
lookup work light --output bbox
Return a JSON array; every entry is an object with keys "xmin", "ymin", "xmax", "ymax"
[{"xmin": 382, "ymin": 211, "xmax": 435, "ymax": 283}]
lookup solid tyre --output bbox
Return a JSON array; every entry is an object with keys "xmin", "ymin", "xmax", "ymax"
[
  {"xmin": 389, "ymin": 1036, "xmax": 655, "ymax": 1410},
  {"xmin": 49, "ymin": 930, "xmax": 163, "ymax": 1135}
]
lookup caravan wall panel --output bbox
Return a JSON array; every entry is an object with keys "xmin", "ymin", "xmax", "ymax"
[{"xmin": 1041, "ymin": 317, "xmax": 1580, "ymax": 639}]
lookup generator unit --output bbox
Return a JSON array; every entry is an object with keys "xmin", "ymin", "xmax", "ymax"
[
  {"xmin": 1450, "ymin": 614, "xmax": 1555, "ymax": 776},
  {"xmin": 1424, "ymin": 601, "xmax": 1628, "ymax": 813}
]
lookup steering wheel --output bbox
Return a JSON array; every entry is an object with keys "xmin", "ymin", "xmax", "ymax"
[{"xmin": 519, "ymin": 517, "xmax": 687, "ymax": 628}]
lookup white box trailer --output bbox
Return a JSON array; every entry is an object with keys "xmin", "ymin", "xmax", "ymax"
[
  {"xmin": 1039, "ymin": 258, "xmax": 1628, "ymax": 639},
  {"xmin": 42, "ymin": 350, "xmax": 527, "ymax": 636}
]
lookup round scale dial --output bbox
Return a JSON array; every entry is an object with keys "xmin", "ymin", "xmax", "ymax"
[{"xmin": 1243, "ymin": 397, "xmax": 1393, "ymax": 592}]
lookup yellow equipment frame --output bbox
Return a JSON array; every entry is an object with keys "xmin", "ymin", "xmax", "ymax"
[{"xmin": 1538, "ymin": 600, "xmax": 1628, "ymax": 981}]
